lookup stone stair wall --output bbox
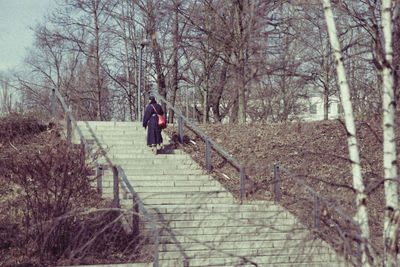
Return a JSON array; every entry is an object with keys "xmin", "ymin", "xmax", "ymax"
[{"xmin": 74, "ymin": 121, "xmax": 347, "ymax": 267}]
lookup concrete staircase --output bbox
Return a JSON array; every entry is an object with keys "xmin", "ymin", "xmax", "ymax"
[{"xmin": 74, "ymin": 121, "xmax": 347, "ymax": 267}]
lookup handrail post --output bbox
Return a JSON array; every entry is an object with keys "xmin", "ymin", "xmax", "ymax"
[
  {"xmin": 240, "ymin": 166, "xmax": 246, "ymax": 203},
  {"xmin": 51, "ymin": 88, "xmax": 56, "ymax": 119},
  {"xmin": 138, "ymin": 44, "xmax": 143, "ymax": 122},
  {"xmin": 80, "ymin": 139, "xmax": 85, "ymax": 168},
  {"xmin": 132, "ymin": 198, "xmax": 139, "ymax": 235},
  {"xmin": 273, "ymin": 165, "xmax": 281, "ymax": 201},
  {"xmin": 178, "ymin": 116, "xmax": 183, "ymax": 143},
  {"xmin": 313, "ymin": 192, "xmax": 321, "ymax": 228},
  {"xmin": 66, "ymin": 105, "xmax": 72, "ymax": 145},
  {"xmin": 97, "ymin": 165, "xmax": 103, "ymax": 196},
  {"xmin": 112, "ymin": 166, "xmax": 120, "ymax": 208},
  {"xmin": 154, "ymin": 228, "xmax": 159, "ymax": 267},
  {"xmin": 205, "ymin": 139, "xmax": 211, "ymax": 173}
]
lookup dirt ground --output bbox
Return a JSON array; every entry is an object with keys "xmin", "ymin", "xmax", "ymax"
[{"xmin": 164, "ymin": 117, "xmax": 397, "ymax": 260}]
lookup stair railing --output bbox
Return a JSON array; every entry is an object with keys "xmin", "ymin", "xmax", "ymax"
[
  {"xmin": 51, "ymin": 88, "xmax": 159, "ymax": 267},
  {"xmin": 114, "ymin": 165, "xmax": 159, "ymax": 266},
  {"xmin": 151, "ymin": 90, "xmax": 247, "ymax": 203},
  {"xmin": 273, "ymin": 165, "xmax": 361, "ymax": 266}
]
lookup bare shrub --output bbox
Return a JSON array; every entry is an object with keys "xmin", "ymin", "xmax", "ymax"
[{"xmin": 0, "ymin": 115, "xmax": 147, "ymax": 265}]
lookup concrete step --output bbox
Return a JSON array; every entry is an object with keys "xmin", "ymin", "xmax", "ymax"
[
  {"xmin": 80, "ymin": 138, "xmax": 168, "ymax": 146},
  {"xmin": 115, "ymin": 185, "xmax": 227, "ymax": 194},
  {"xmin": 98, "ymin": 179, "xmax": 222, "ymax": 189},
  {"xmin": 96, "ymin": 154, "xmax": 191, "ymax": 161},
  {"xmin": 155, "ymin": 238, "xmax": 326, "ymax": 252},
  {"xmin": 75, "ymin": 120, "xmax": 345, "ymax": 266},
  {"xmin": 76, "ymin": 129, "xmax": 166, "ymax": 138},
  {"xmin": 143, "ymin": 203, "xmax": 281, "ymax": 213},
  {"xmin": 140, "ymin": 217, "xmax": 297, "ymax": 229},
  {"xmin": 99, "ymin": 143, "xmax": 173, "ymax": 150},
  {"xmin": 77, "ymin": 130, "xmax": 147, "ymax": 136},
  {"xmin": 96, "ymin": 147, "xmax": 184, "ymax": 155},
  {"xmin": 142, "ymin": 224, "xmax": 305, "ymax": 237},
  {"xmin": 98, "ymin": 158, "xmax": 199, "ymax": 166},
  {"xmin": 156, "ymin": 245, "xmax": 335, "ymax": 260},
  {"xmin": 99, "ymin": 168, "xmax": 205, "ymax": 176},
  {"xmin": 103, "ymin": 191, "xmax": 232, "ymax": 202},
  {"xmin": 96, "ymin": 174, "xmax": 215, "ymax": 182},
  {"xmin": 155, "ymin": 230, "xmax": 310, "ymax": 243},
  {"xmin": 140, "ymin": 210, "xmax": 290, "ymax": 222},
  {"xmin": 102, "ymin": 185, "xmax": 227, "ymax": 193},
  {"xmin": 114, "ymin": 179, "xmax": 221, "ymax": 188},
  {"xmin": 99, "ymin": 165, "xmax": 201, "ymax": 173},
  {"xmin": 77, "ymin": 120, "xmax": 142, "ymax": 127},
  {"xmin": 96, "ymin": 151, "xmax": 186, "ymax": 160},
  {"xmin": 87, "ymin": 146, "xmax": 179, "ymax": 153},
  {"xmin": 121, "ymin": 197, "xmax": 234, "ymax": 206},
  {"xmin": 157, "ymin": 254, "xmax": 344, "ymax": 267},
  {"xmin": 102, "ymin": 196, "xmax": 234, "ymax": 208},
  {"xmin": 119, "ymin": 191, "xmax": 232, "ymax": 200}
]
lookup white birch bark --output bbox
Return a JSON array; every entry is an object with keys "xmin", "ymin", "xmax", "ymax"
[
  {"xmin": 320, "ymin": 0, "xmax": 372, "ymax": 265},
  {"xmin": 381, "ymin": 0, "xmax": 399, "ymax": 266}
]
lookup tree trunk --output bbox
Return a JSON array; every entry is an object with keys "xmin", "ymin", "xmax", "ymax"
[
  {"xmin": 211, "ymin": 61, "xmax": 228, "ymax": 122},
  {"xmin": 323, "ymin": 42, "xmax": 330, "ymax": 120},
  {"xmin": 394, "ymin": 4, "xmax": 400, "ymax": 108},
  {"xmin": 323, "ymin": 86, "xmax": 329, "ymax": 120},
  {"xmin": 234, "ymin": 0, "xmax": 246, "ymax": 124},
  {"xmin": 168, "ymin": 0, "xmax": 179, "ymax": 123},
  {"xmin": 230, "ymin": 98, "xmax": 238, "ymax": 123},
  {"xmin": 120, "ymin": 0, "xmax": 134, "ymax": 121},
  {"xmin": 321, "ymin": 0, "xmax": 373, "ymax": 265},
  {"xmin": 381, "ymin": 1, "xmax": 399, "ymax": 266},
  {"xmin": 91, "ymin": 0, "xmax": 102, "ymax": 121},
  {"xmin": 146, "ymin": 0, "xmax": 167, "ymax": 114},
  {"xmin": 202, "ymin": 87, "xmax": 209, "ymax": 124}
]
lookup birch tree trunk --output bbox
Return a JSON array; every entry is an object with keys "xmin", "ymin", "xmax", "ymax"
[
  {"xmin": 381, "ymin": 0, "xmax": 399, "ymax": 265},
  {"xmin": 321, "ymin": 0, "xmax": 373, "ymax": 265}
]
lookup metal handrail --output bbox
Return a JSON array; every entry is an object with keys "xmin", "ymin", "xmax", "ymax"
[
  {"xmin": 115, "ymin": 166, "xmax": 159, "ymax": 265},
  {"xmin": 52, "ymin": 89, "xmax": 99, "ymax": 167},
  {"xmin": 275, "ymin": 165, "xmax": 359, "ymax": 226},
  {"xmin": 274, "ymin": 164, "xmax": 361, "ymax": 265},
  {"xmin": 51, "ymin": 88, "xmax": 159, "ymax": 267},
  {"xmin": 151, "ymin": 90, "xmax": 247, "ymax": 202}
]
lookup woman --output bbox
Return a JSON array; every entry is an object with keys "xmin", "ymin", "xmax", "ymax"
[{"xmin": 142, "ymin": 95, "xmax": 164, "ymax": 154}]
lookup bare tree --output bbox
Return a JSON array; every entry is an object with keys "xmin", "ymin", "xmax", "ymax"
[
  {"xmin": 381, "ymin": 0, "xmax": 399, "ymax": 266},
  {"xmin": 321, "ymin": 0, "xmax": 373, "ymax": 265},
  {"xmin": 48, "ymin": 0, "xmax": 117, "ymax": 120},
  {"xmin": 0, "ymin": 73, "xmax": 13, "ymax": 115}
]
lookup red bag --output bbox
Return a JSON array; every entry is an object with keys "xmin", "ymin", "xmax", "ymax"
[
  {"xmin": 151, "ymin": 104, "xmax": 167, "ymax": 129},
  {"xmin": 158, "ymin": 115, "xmax": 167, "ymax": 129}
]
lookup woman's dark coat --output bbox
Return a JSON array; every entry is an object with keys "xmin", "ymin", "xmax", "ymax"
[{"xmin": 142, "ymin": 100, "xmax": 164, "ymax": 146}]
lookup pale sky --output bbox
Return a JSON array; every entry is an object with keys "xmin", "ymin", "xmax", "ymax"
[{"xmin": 0, "ymin": 0, "xmax": 54, "ymax": 71}]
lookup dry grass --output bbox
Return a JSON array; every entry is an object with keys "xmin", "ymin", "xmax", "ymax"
[
  {"xmin": 164, "ymin": 117, "xmax": 398, "ymax": 262},
  {"xmin": 0, "ymin": 114, "xmax": 151, "ymax": 266}
]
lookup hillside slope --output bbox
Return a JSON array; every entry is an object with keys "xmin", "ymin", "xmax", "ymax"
[
  {"xmin": 165, "ymin": 118, "xmax": 396, "ymax": 259},
  {"xmin": 0, "ymin": 115, "xmax": 142, "ymax": 266}
]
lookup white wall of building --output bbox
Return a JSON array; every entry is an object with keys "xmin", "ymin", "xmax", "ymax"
[{"xmin": 294, "ymin": 95, "xmax": 341, "ymax": 121}]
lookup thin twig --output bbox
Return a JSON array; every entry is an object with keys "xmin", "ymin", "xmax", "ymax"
[{"xmin": 9, "ymin": 141, "xmax": 18, "ymax": 151}]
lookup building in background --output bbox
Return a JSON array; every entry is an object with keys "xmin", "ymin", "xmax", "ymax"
[{"xmin": 290, "ymin": 93, "xmax": 341, "ymax": 122}]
